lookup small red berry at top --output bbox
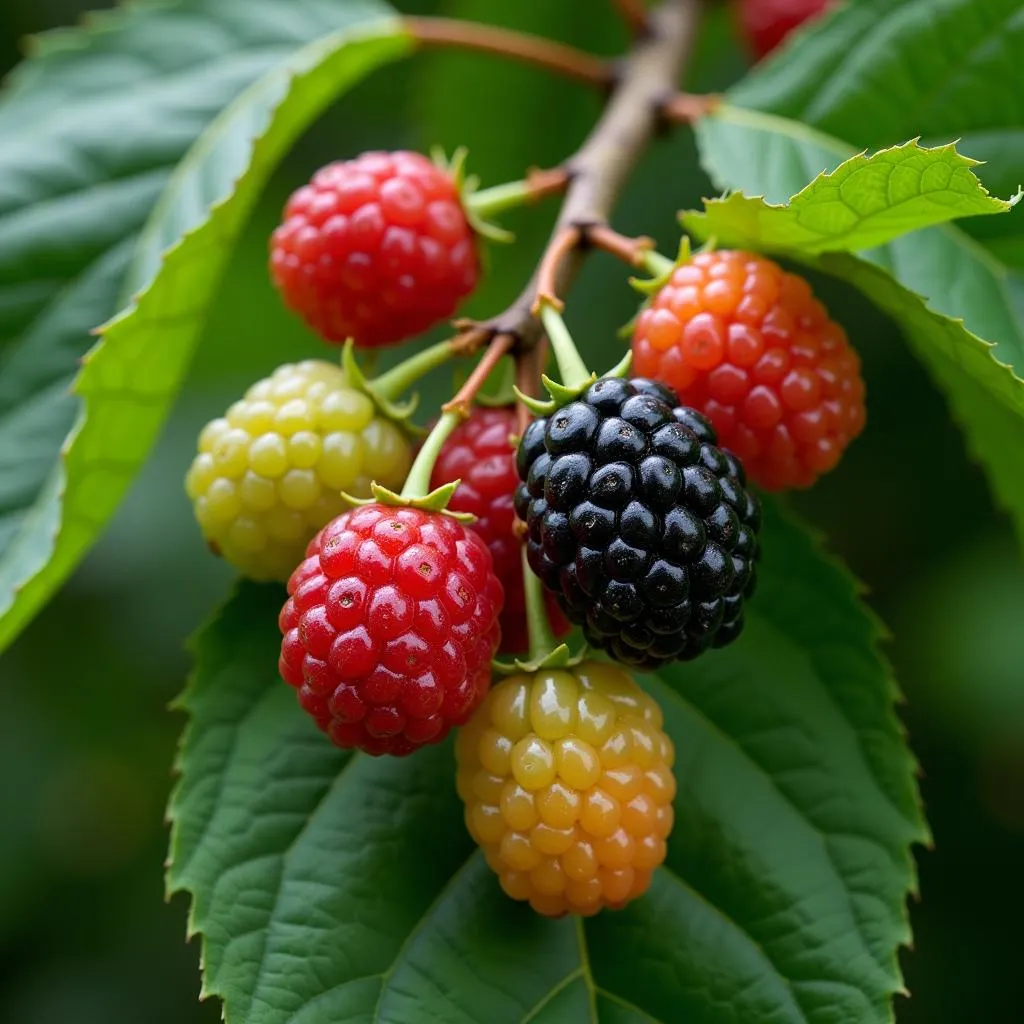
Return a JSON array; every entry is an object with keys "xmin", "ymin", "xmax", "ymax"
[
  {"xmin": 270, "ymin": 151, "xmax": 479, "ymax": 349},
  {"xmin": 632, "ymin": 250, "xmax": 865, "ymax": 491},
  {"xmin": 736, "ymin": 0, "xmax": 830, "ymax": 59}
]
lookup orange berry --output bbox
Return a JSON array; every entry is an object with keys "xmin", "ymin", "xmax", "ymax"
[
  {"xmin": 632, "ymin": 250, "xmax": 865, "ymax": 489},
  {"xmin": 456, "ymin": 661, "xmax": 675, "ymax": 917}
]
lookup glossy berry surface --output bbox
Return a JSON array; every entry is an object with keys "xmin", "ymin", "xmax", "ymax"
[
  {"xmin": 515, "ymin": 377, "xmax": 760, "ymax": 669},
  {"xmin": 279, "ymin": 503, "xmax": 503, "ymax": 756},
  {"xmin": 456, "ymin": 660, "xmax": 675, "ymax": 917},
  {"xmin": 736, "ymin": 0, "xmax": 829, "ymax": 58},
  {"xmin": 270, "ymin": 151, "xmax": 479, "ymax": 348},
  {"xmin": 430, "ymin": 406, "xmax": 570, "ymax": 654},
  {"xmin": 185, "ymin": 360, "xmax": 411, "ymax": 581},
  {"xmin": 632, "ymin": 250, "xmax": 865, "ymax": 490}
]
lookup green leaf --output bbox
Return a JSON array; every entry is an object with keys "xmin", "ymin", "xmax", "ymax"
[
  {"xmin": 168, "ymin": 502, "xmax": 925, "ymax": 1023},
  {"xmin": 0, "ymin": 3, "xmax": 410, "ymax": 653},
  {"xmin": 694, "ymin": 67, "xmax": 1024, "ymax": 545},
  {"xmin": 688, "ymin": 139, "xmax": 1015, "ymax": 254}
]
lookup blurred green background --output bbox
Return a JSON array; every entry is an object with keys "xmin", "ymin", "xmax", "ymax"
[{"xmin": 2, "ymin": 1, "xmax": 1022, "ymax": 1021}]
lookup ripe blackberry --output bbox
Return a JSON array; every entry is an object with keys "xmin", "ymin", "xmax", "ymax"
[
  {"xmin": 430, "ymin": 406, "xmax": 570, "ymax": 653},
  {"xmin": 185, "ymin": 360, "xmax": 411, "ymax": 581},
  {"xmin": 270, "ymin": 150, "xmax": 479, "ymax": 348},
  {"xmin": 456, "ymin": 660, "xmax": 675, "ymax": 917},
  {"xmin": 279, "ymin": 503, "xmax": 504, "ymax": 756},
  {"xmin": 632, "ymin": 250, "xmax": 865, "ymax": 490},
  {"xmin": 736, "ymin": 0, "xmax": 830, "ymax": 58},
  {"xmin": 514, "ymin": 377, "xmax": 760, "ymax": 669}
]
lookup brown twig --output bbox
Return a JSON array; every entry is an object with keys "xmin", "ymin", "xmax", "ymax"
[
  {"xmin": 513, "ymin": 338, "xmax": 550, "ymax": 438},
  {"xmin": 525, "ymin": 165, "xmax": 574, "ymax": 204},
  {"xmin": 611, "ymin": 0, "xmax": 652, "ymax": 34},
  {"xmin": 442, "ymin": 334, "xmax": 516, "ymax": 417},
  {"xmin": 661, "ymin": 91, "xmax": 721, "ymax": 123},
  {"xmin": 586, "ymin": 223, "xmax": 657, "ymax": 266},
  {"xmin": 531, "ymin": 226, "xmax": 582, "ymax": 314},
  {"xmin": 466, "ymin": 0, "xmax": 702, "ymax": 351},
  {"xmin": 406, "ymin": 17, "xmax": 613, "ymax": 89}
]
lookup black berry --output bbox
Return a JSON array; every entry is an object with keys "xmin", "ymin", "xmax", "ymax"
[{"xmin": 515, "ymin": 377, "xmax": 761, "ymax": 669}]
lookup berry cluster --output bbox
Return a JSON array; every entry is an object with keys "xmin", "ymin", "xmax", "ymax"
[
  {"xmin": 456, "ymin": 661, "xmax": 675, "ymax": 917},
  {"xmin": 430, "ymin": 406, "xmax": 570, "ymax": 654},
  {"xmin": 632, "ymin": 250, "xmax": 865, "ymax": 490},
  {"xmin": 185, "ymin": 360, "xmax": 411, "ymax": 581},
  {"xmin": 271, "ymin": 151, "xmax": 479, "ymax": 348},
  {"xmin": 515, "ymin": 376, "xmax": 760, "ymax": 668},
  {"xmin": 185, "ymin": 144, "xmax": 866, "ymax": 921},
  {"xmin": 279, "ymin": 503, "xmax": 503, "ymax": 756}
]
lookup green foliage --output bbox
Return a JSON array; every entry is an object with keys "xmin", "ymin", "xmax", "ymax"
[
  {"xmin": 0, "ymin": 0, "xmax": 401, "ymax": 653},
  {"xmin": 168, "ymin": 502, "xmax": 926, "ymax": 1023},
  {"xmin": 693, "ymin": 1, "xmax": 1024, "ymax": 546}
]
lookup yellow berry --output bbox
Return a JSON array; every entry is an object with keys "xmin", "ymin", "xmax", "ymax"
[
  {"xmin": 185, "ymin": 360, "xmax": 412, "ymax": 581},
  {"xmin": 455, "ymin": 661, "xmax": 675, "ymax": 918}
]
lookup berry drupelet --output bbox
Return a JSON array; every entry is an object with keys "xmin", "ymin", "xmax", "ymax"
[
  {"xmin": 279, "ymin": 503, "xmax": 504, "ymax": 756},
  {"xmin": 457, "ymin": 661, "xmax": 675, "ymax": 917},
  {"xmin": 632, "ymin": 250, "xmax": 865, "ymax": 490},
  {"xmin": 430, "ymin": 406, "xmax": 570, "ymax": 654},
  {"xmin": 515, "ymin": 377, "xmax": 760, "ymax": 670},
  {"xmin": 270, "ymin": 150, "xmax": 479, "ymax": 348}
]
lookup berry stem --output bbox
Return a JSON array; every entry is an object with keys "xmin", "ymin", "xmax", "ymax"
[
  {"xmin": 610, "ymin": 0, "xmax": 651, "ymax": 34},
  {"xmin": 540, "ymin": 302, "xmax": 592, "ymax": 392},
  {"xmin": 660, "ymin": 91, "xmax": 721, "ymax": 124},
  {"xmin": 400, "ymin": 410, "xmax": 463, "ymax": 500},
  {"xmin": 442, "ymin": 334, "xmax": 516, "ymax": 417},
  {"xmin": 459, "ymin": 0, "xmax": 701, "ymax": 350},
  {"xmin": 405, "ymin": 17, "xmax": 613, "ymax": 89},
  {"xmin": 370, "ymin": 336, "xmax": 481, "ymax": 403},
  {"xmin": 638, "ymin": 248, "xmax": 677, "ymax": 279},
  {"xmin": 586, "ymin": 223, "xmax": 657, "ymax": 267},
  {"xmin": 466, "ymin": 166, "xmax": 571, "ymax": 221},
  {"xmin": 522, "ymin": 547, "xmax": 558, "ymax": 664}
]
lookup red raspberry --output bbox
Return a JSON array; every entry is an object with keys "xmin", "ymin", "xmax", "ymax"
[
  {"xmin": 632, "ymin": 250, "xmax": 865, "ymax": 490},
  {"xmin": 736, "ymin": 0, "xmax": 830, "ymax": 58},
  {"xmin": 430, "ymin": 407, "xmax": 571, "ymax": 654},
  {"xmin": 278, "ymin": 503, "xmax": 504, "ymax": 756},
  {"xmin": 270, "ymin": 151, "xmax": 479, "ymax": 348}
]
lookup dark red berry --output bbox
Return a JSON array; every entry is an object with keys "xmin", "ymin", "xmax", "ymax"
[
  {"xmin": 515, "ymin": 377, "xmax": 761, "ymax": 670},
  {"xmin": 430, "ymin": 406, "xmax": 570, "ymax": 654},
  {"xmin": 632, "ymin": 250, "xmax": 865, "ymax": 490},
  {"xmin": 278, "ymin": 503, "xmax": 503, "ymax": 755},
  {"xmin": 270, "ymin": 151, "xmax": 479, "ymax": 348},
  {"xmin": 736, "ymin": 0, "xmax": 830, "ymax": 58}
]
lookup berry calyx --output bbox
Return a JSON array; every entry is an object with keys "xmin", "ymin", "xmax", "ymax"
[
  {"xmin": 515, "ymin": 376, "xmax": 761, "ymax": 669},
  {"xmin": 456, "ymin": 660, "xmax": 675, "ymax": 917},
  {"xmin": 270, "ymin": 150, "xmax": 479, "ymax": 348},
  {"xmin": 278, "ymin": 502, "xmax": 503, "ymax": 756},
  {"xmin": 736, "ymin": 0, "xmax": 830, "ymax": 59},
  {"xmin": 632, "ymin": 249, "xmax": 865, "ymax": 490},
  {"xmin": 185, "ymin": 360, "xmax": 412, "ymax": 581},
  {"xmin": 430, "ymin": 405, "xmax": 570, "ymax": 654}
]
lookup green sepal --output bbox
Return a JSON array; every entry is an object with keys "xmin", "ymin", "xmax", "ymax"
[
  {"xmin": 516, "ymin": 350, "xmax": 634, "ymax": 415},
  {"xmin": 341, "ymin": 480, "xmax": 476, "ymax": 522},
  {"xmin": 491, "ymin": 641, "xmax": 589, "ymax": 677},
  {"xmin": 340, "ymin": 340, "xmax": 424, "ymax": 437},
  {"xmin": 432, "ymin": 144, "xmax": 516, "ymax": 245},
  {"xmin": 619, "ymin": 236, "xmax": 693, "ymax": 340}
]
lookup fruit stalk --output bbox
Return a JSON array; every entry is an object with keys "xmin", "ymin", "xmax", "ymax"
[
  {"xmin": 466, "ymin": 166, "xmax": 571, "ymax": 221},
  {"xmin": 473, "ymin": 0, "xmax": 702, "ymax": 349},
  {"xmin": 521, "ymin": 547, "xmax": 558, "ymax": 664},
  {"xmin": 400, "ymin": 336, "xmax": 516, "ymax": 499},
  {"xmin": 405, "ymin": 17, "xmax": 612, "ymax": 88},
  {"xmin": 369, "ymin": 335, "xmax": 480, "ymax": 403}
]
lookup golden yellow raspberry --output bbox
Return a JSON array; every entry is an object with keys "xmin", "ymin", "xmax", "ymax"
[
  {"xmin": 455, "ymin": 660, "xmax": 676, "ymax": 917},
  {"xmin": 185, "ymin": 360, "xmax": 412, "ymax": 581}
]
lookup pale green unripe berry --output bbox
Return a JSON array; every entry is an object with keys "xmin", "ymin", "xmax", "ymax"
[{"xmin": 186, "ymin": 360, "xmax": 412, "ymax": 581}]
